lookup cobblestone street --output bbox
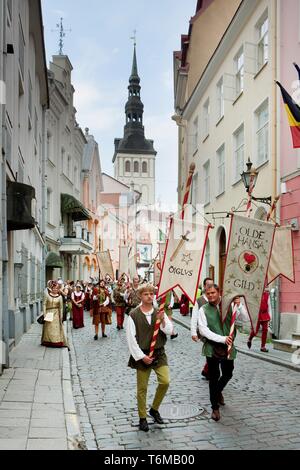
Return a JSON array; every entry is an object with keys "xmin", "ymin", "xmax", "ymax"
[{"xmin": 69, "ymin": 311, "xmax": 300, "ymax": 451}]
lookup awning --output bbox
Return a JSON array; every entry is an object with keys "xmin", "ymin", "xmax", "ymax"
[
  {"xmin": 61, "ymin": 194, "xmax": 91, "ymax": 221},
  {"xmin": 46, "ymin": 252, "xmax": 63, "ymax": 268}
]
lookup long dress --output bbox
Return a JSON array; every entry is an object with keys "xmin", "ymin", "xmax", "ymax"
[
  {"xmin": 72, "ymin": 291, "xmax": 85, "ymax": 329},
  {"xmin": 41, "ymin": 292, "xmax": 68, "ymax": 348}
]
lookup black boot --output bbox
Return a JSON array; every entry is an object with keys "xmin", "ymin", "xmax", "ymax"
[{"xmin": 139, "ymin": 418, "xmax": 149, "ymax": 432}]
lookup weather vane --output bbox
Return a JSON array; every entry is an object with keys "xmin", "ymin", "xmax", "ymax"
[
  {"xmin": 51, "ymin": 18, "xmax": 71, "ymax": 55},
  {"xmin": 130, "ymin": 29, "xmax": 137, "ymax": 47}
]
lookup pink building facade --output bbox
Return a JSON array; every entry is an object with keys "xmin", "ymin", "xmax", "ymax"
[{"xmin": 279, "ymin": 0, "xmax": 300, "ymax": 337}]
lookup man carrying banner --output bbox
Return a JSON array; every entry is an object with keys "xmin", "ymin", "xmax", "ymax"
[
  {"xmin": 195, "ymin": 284, "xmax": 248, "ymax": 421},
  {"xmin": 126, "ymin": 284, "xmax": 173, "ymax": 432}
]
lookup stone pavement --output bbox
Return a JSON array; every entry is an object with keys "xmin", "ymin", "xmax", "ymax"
[
  {"xmin": 0, "ymin": 321, "xmax": 83, "ymax": 450},
  {"xmin": 70, "ymin": 310, "xmax": 300, "ymax": 451}
]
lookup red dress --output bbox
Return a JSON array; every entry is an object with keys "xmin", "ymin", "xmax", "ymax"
[{"xmin": 72, "ymin": 291, "xmax": 85, "ymax": 329}]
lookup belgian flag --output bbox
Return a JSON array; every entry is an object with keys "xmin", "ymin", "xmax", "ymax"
[{"xmin": 276, "ymin": 80, "xmax": 300, "ymax": 148}]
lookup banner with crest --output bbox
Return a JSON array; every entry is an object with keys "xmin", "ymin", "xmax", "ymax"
[{"xmin": 222, "ymin": 215, "xmax": 275, "ymax": 329}]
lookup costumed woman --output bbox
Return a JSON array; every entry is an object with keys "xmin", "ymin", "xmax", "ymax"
[
  {"xmin": 71, "ymin": 283, "xmax": 85, "ymax": 329},
  {"xmin": 41, "ymin": 280, "xmax": 68, "ymax": 348},
  {"xmin": 93, "ymin": 280, "xmax": 111, "ymax": 340}
]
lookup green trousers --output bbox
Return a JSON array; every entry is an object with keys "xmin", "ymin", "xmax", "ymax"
[{"xmin": 136, "ymin": 365, "xmax": 170, "ymax": 418}]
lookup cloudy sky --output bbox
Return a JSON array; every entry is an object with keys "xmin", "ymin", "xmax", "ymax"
[{"xmin": 41, "ymin": 0, "xmax": 196, "ymax": 207}]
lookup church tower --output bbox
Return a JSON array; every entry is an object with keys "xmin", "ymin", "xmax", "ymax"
[{"xmin": 113, "ymin": 44, "xmax": 157, "ymax": 206}]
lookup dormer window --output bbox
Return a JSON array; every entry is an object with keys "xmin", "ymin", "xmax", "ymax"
[
  {"xmin": 134, "ymin": 161, "xmax": 139, "ymax": 173},
  {"xmin": 125, "ymin": 161, "xmax": 131, "ymax": 173},
  {"xmin": 142, "ymin": 162, "xmax": 147, "ymax": 173}
]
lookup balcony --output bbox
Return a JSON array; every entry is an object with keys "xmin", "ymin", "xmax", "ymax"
[{"xmin": 59, "ymin": 225, "xmax": 93, "ymax": 255}]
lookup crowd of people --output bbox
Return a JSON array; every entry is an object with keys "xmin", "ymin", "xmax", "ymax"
[{"xmin": 39, "ymin": 275, "xmax": 272, "ymax": 429}]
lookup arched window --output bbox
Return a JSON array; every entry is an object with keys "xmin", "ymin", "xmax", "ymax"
[
  {"xmin": 142, "ymin": 162, "xmax": 147, "ymax": 173},
  {"xmin": 125, "ymin": 160, "xmax": 131, "ymax": 173},
  {"xmin": 134, "ymin": 161, "xmax": 139, "ymax": 173}
]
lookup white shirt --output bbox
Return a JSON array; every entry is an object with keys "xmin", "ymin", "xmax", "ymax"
[
  {"xmin": 190, "ymin": 294, "xmax": 208, "ymax": 336},
  {"xmin": 191, "ymin": 301, "xmax": 249, "ymax": 344},
  {"xmin": 126, "ymin": 308, "xmax": 173, "ymax": 361}
]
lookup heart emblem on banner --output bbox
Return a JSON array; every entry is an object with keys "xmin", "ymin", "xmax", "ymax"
[{"xmin": 244, "ymin": 253, "xmax": 256, "ymax": 264}]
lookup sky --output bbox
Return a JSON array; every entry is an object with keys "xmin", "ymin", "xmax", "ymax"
[{"xmin": 41, "ymin": 0, "xmax": 196, "ymax": 208}]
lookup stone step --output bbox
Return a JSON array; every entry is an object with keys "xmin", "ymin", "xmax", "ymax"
[
  {"xmin": 292, "ymin": 332, "xmax": 300, "ymax": 341},
  {"xmin": 273, "ymin": 339, "xmax": 300, "ymax": 353}
]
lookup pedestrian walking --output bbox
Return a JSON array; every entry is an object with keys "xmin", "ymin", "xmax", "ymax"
[
  {"xmin": 93, "ymin": 280, "xmax": 111, "ymax": 340},
  {"xmin": 113, "ymin": 279, "xmax": 127, "ymax": 330},
  {"xmin": 71, "ymin": 284, "xmax": 85, "ymax": 329},
  {"xmin": 247, "ymin": 288, "xmax": 272, "ymax": 352},
  {"xmin": 126, "ymin": 284, "xmax": 173, "ymax": 432},
  {"xmin": 41, "ymin": 280, "xmax": 68, "ymax": 349},
  {"xmin": 191, "ymin": 277, "xmax": 214, "ymax": 379},
  {"xmin": 194, "ymin": 285, "xmax": 248, "ymax": 421}
]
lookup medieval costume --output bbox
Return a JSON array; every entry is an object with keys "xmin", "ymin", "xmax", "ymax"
[
  {"xmin": 41, "ymin": 281, "xmax": 68, "ymax": 348},
  {"xmin": 247, "ymin": 290, "xmax": 272, "ymax": 352},
  {"xmin": 71, "ymin": 286, "xmax": 85, "ymax": 329},
  {"xmin": 93, "ymin": 283, "xmax": 111, "ymax": 339},
  {"xmin": 113, "ymin": 283, "xmax": 126, "ymax": 330}
]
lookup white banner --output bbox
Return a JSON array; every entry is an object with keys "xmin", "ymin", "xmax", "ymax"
[
  {"xmin": 222, "ymin": 215, "xmax": 275, "ymax": 329},
  {"xmin": 268, "ymin": 226, "xmax": 295, "ymax": 284},
  {"xmin": 119, "ymin": 245, "xmax": 129, "ymax": 276},
  {"xmin": 128, "ymin": 255, "xmax": 137, "ymax": 280},
  {"xmin": 96, "ymin": 251, "xmax": 115, "ymax": 280},
  {"xmin": 157, "ymin": 215, "xmax": 209, "ymax": 304}
]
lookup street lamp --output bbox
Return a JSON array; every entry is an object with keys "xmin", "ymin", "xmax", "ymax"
[{"xmin": 241, "ymin": 158, "xmax": 272, "ymax": 206}]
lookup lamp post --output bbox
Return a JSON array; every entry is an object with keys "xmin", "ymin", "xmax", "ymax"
[{"xmin": 241, "ymin": 158, "xmax": 272, "ymax": 206}]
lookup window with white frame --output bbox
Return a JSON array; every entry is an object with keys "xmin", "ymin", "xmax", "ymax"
[
  {"xmin": 125, "ymin": 160, "xmax": 131, "ymax": 173},
  {"xmin": 217, "ymin": 145, "xmax": 225, "ymax": 196},
  {"xmin": 203, "ymin": 161, "xmax": 210, "ymax": 204},
  {"xmin": 61, "ymin": 148, "xmax": 65, "ymax": 173},
  {"xmin": 257, "ymin": 13, "xmax": 268, "ymax": 71},
  {"xmin": 234, "ymin": 48, "xmax": 244, "ymax": 96},
  {"xmin": 216, "ymin": 77, "xmax": 224, "ymax": 120},
  {"xmin": 47, "ymin": 189, "xmax": 52, "ymax": 224},
  {"xmin": 233, "ymin": 125, "xmax": 244, "ymax": 183},
  {"xmin": 67, "ymin": 155, "xmax": 72, "ymax": 179},
  {"xmin": 192, "ymin": 172, "xmax": 198, "ymax": 206},
  {"xmin": 28, "ymin": 73, "xmax": 32, "ymax": 121},
  {"xmin": 203, "ymin": 99, "xmax": 210, "ymax": 139},
  {"xmin": 74, "ymin": 166, "xmax": 78, "ymax": 189},
  {"xmin": 256, "ymin": 100, "xmax": 269, "ymax": 165},
  {"xmin": 192, "ymin": 117, "xmax": 198, "ymax": 154}
]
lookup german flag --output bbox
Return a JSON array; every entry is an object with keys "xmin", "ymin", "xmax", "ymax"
[{"xmin": 276, "ymin": 80, "xmax": 300, "ymax": 148}]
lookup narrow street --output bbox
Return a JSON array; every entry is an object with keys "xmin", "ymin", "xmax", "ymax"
[{"xmin": 70, "ymin": 311, "xmax": 300, "ymax": 451}]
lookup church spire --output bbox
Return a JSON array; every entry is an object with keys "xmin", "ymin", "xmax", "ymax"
[{"xmin": 130, "ymin": 44, "xmax": 139, "ymax": 82}]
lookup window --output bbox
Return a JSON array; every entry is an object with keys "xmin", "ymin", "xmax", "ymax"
[
  {"xmin": 28, "ymin": 73, "xmax": 32, "ymax": 121},
  {"xmin": 235, "ymin": 48, "xmax": 244, "ymax": 96},
  {"xmin": 47, "ymin": 132, "xmax": 52, "ymax": 162},
  {"xmin": 142, "ymin": 161, "xmax": 148, "ymax": 173},
  {"xmin": 61, "ymin": 148, "xmax": 65, "ymax": 173},
  {"xmin": 5, "ymin": 120, "xmax": 12, "ymax": 166},
  {"xmin": 67, "ymin": 155, "xmax": 72, "ymax": 179},
  {"xmin": 125, "ymin": 160, "xmax": 131, "ymax": 173},
  {"xmin": 192, "ymin": 117, "xmax": 198, "ymax": 154},
  {"xmin": 19, "ymin": 18, "xmax": 25, "ymax": 80},
  {"xmin": 134, "ymin": 161, "xmax": 139, "ymax": 173},
  {"xmin": 203, "ymin": 161, "xmax": 210, "ymax": 205},
  {"xmin": 203, "ymin": 99, "xmax": 210, "ymax": 139},
  {"xmin": 256, "ymin": 100, "xmax": 269, "ymax": 165},
  {"xmin": 233, "ymin": 125, "xmax": 244, "ymax": 183},
  {"xmin": 7, "ymin": 0, "xmax": 12, "ymax": 21},
  {"xmin": 34, "ymin": 108, "xmax": 38, "ymax": 144},
  {"xmin": 74, "ymin": 167, "xmax": 78, "ymax": 188},
  {"xmin": 192, "ymin": 173, "xmax": 198, "ymax": 206},
  {"xmin": 47, "ymin": 189, "xmax": 52, "ymax": 224},
  {"xmin": 257, "ymin": 14, "xmax": 268, "ymax": 70},
  {"xmin": 217, "ymin": 145, "xmax": 225, "ymax": 196},
  {"xmin": 216, "ymin": 77, "xmax": 224, "ymax": 120}
]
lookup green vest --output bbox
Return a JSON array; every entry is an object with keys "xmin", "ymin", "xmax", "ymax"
[
  {"xmin": 128, "ymin": 306, "xmax": 168, "ymax": 370},
  {"xmin": 164, "ymin": 291, "xmax": 172, "ymax": 315},
  {"xmin": 201, "ymin": 303, "xmax": 237, "ymax": 360}
]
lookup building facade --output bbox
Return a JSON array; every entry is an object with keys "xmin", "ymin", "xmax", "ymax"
[
  {"xmin": 1, "ymin": 0, "xmax": 49, "ymax": 369},
  {"xmin": 173, "ymin": 0, "xmax": 292, "ymax": 335},
  {"xmin": 113, "ymin": 45, "xmax": 157, "ymax": 206},
  {"xmin": 45, "ymin": 55, "xmax": 93, "ymax": 283}
]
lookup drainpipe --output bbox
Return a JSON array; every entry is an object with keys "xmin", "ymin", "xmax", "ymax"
[{"xmin": 1, "ymin": 0, "xmax": 9, "ymax": 370}]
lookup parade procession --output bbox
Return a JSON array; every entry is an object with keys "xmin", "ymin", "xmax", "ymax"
[{"xmin": 1, "ymin": 0, "xmax": 300, "ymax": 455}]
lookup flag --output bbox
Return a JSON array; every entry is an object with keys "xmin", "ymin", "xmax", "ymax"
[
  {"xmin": 293, "ymin": 62, "xmax": 300, "ymax": 81},
  {"xmin": 158, "ymin": 228, "xmax": 166, "ymax": 242},
  {"xmin": 222, "ymin": 215, "xmax": 275, "ymax": 330},
  {"xmin": 119, "ymin": 245, "xmax": 129, "ymax": 277},
  {"xmin": 96, "ymin": 250, "xmax": 115, "ymax": 280},
  {"xmin": 268, "ymin": 226, "xmax": 295, "ymax": 284},
  {"xmin": 276, "ymin": 80, "xmax": 300, "ymax": 148},
  {"xmin": 157, "ymin": 214, "xmax": 210, "ymax": 304}
]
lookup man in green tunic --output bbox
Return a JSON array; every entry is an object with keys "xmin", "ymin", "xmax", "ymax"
[{"xmin": 126, "ymin": 284, "xmax": 173, "ymax": 432}]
